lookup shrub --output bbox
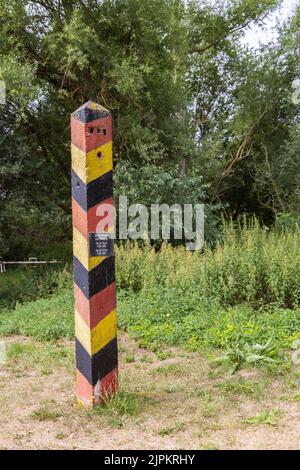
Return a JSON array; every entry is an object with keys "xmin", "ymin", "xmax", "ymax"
[{"xmin": 0, "ymin": 265, "xmax": 72, "ymax": 309}]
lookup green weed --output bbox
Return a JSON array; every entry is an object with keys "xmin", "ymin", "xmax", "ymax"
[
  {"xmin": 243, "ymin": 409, "xmax": 282, "ymax": 426},
  {"xmin": 125, "ymin": 354, "xmax": 135, "ymax": 363},
  {"xmin": 213, "ymin": 339, "xmax": 283, "ymax": 374},
  {"xmin": 158, "ymin": 426, "xmax": 174, "ymax": 436},
  {"xmin": 201, "ymin": 443, "xmax": 220, "ymax": 450},
  {"xmin": 153, "ymin": 364, "xmax": 185, "ymax": 376}
]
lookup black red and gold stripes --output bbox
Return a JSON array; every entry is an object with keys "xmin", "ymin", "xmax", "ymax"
[{"xmin": 71, "ymin": 101, "xmax": 117, "ymax": 407}]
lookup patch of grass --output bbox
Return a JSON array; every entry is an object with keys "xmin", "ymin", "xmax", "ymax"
[
  {"xmin": 153, "ymin": 364, "xmax": 185, "ymax": 376},
  {"xmin": 158, "ymin": 420, "xmax": 185, "ymax": 436},
  {"xmin": 6, "ymin": 341, "xmax": 73, "ymax": 373},
  {"xmin": 264, "ymin": 361, "xmax": 292, "ymax": 377},
  {"xmin": 201, "ymin": 443, "xmax": 220, "ymax": 450},
  {"xmin": 0, "ymin": 290, "xmax": 74, "ymax": 340},
  {"xmin": 0, "ymin": 265, "xmax": 72, "ymax": 310},
  {"xmin": 30, "ymin": 406, "xmax": 63, "ymax": 422},
  {"xmin": 119, "ymin": 289, "xmax": 300, "ymax": 355},
  {"xmin": 164, "ymin": 385, "xmax": 185, "ymax": 394},
  {"xmin": 158, "ymin": 426, "xmax": 174, "ymax": 436},
  {"xmin": 125, "ymin": 354, "xmax": 135, "ymax": 363},
  {"xmin": 55, "ymin": 432, "xmax": 67, "ymax": 440},
  {"xmin": 216, "ymin": 378, "xmax": 267, "ymax": 398},
  {"xmin": 207, "ymin": 368, "xmax": 224, "ymax": 380},
  {"xmin": 156, "ymin": 350, "xmax": 174, "ymax": 361},
  {"xmin": 201, "ymin": 401, "xmax": 218, "ymax": 419},
  {"xmin": 243, "ymin": 409, "xmax": 282, "ymax": 426},
  {"xmin": 93, "ymin": 391, "xmax": 140, "ymax": 427},
  {"xmin": 195, "ymin": 390, "xmax": 220, "ymax": 419},
  {"xmin": 191, "ymin": 388, "xmax": 212, "ymax": 400},
  {"xmin": 140, "ymin": 355, "xmax": 153, "ymax": 364}
]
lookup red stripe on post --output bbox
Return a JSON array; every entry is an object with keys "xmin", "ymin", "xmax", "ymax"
[
  {"xmin": 74, "ymin": 281, "xmax": 117, "ymax": 329},
  {"xmin": 72, "ymin": 197, "xmax": 115, "ymax": 239},
  {"xmin": 71, "ymin": 116, "xmax": 112, "ymax": 153},
  {"xmin": 96, "ymin": 367, "xmax": 118, "ymax": 402},
  {"xmin": 76, "ymin": 369, "xmax": 94, "ymax": 405},
  {"xmin": 87, "ymin": 197, "xmax": 114, "ymax": 233},
  {"xmin": 72, "ymin": 198, "xmax": 88, "ymax": 239}
]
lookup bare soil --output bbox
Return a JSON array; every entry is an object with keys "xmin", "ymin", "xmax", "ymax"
[{"xmin": 0, "ymin": 333, "xmax": 300, "ymax": 450}]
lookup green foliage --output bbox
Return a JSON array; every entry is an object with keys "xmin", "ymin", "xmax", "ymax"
[
  {"xmin": 125, "ymin": 354, "xmax": 135, "ymax": 363},
  {"xmin": 1, "ymin": 223, "xmax": 300, "ymax": 372},
  {"xmin": 0, "ymin": 289, "xmax": 74, "ymax": 340},
  {"xmin": 7, "ymin": 341, "xmax": 73, "ymax": 373},
  {"xmin": 0, "ymin": 0, "xmax": 293, "ymax": 259},
  {"xmin": 117, "ymin": 223, "xmax": 300, "ymax": 352},
  {"xmin": 0, "ymin": 265, "xmax": 72, "ymax": 309},
  {"xmin": 216, "ymin": 377, "xmax": 267, "ymax": 398},
  {"xmin": 275, "ymin": 212, "xmax": 300, "ymax": 231},
  {"xmin": 30, "ymin": 407, "xmax": 64, "ymax": 422},
  {"xmin": 119, "ymin": 289, "xmax": 300, "ymax": 352}
]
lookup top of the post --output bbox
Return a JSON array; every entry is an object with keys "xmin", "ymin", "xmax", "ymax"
[{"xmin": 72, "ymin": 101, "xmax": 111, "ymax": 123}]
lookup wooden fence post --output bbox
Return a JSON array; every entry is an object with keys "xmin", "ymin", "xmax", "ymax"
[{"xmin": 71, "ymin": 101, "xmax": 118, "ymax": 406}]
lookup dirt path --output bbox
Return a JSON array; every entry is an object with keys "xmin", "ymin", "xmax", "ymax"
[{"xmin": 0, "ymin": 334, "xmax": 300, "ymax": 450}]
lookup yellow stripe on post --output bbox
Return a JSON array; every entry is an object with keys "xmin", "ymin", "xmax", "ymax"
[
  {"xmin": 75, "ymin": 309, "xmax": 117, "ymax": 356},
  {"xmin": 71, "ymin": 141, "xmax": 113, "ymax": 184},
  {"xmin": 75, "ymin": 310, "xmax": 92, "ymax": 354},
  {"xmin": 91, "ymin": 309, "xmax": 117, "ymax": 356},
  {"xmin": 73, "ymin": 226, "xmax": 105, "ymax": 271}
]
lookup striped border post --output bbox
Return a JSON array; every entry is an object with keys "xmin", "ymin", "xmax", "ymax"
[{"xmin": 71, "ymin": 101, "xmax": 118, "ymax": 407}]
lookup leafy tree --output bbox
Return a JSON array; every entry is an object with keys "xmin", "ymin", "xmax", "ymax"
[{"xmin": 0, "ymin": 0, "xmax": 294, "ymax": 256}]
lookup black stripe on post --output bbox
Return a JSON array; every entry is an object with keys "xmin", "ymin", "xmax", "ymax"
[
  {"xmin": 76, "ymin": 337, "xmax": 118, "ymax": 386},
  {"xmin": 73, "ymin": 256, "xmax": 116, "ymax": 299},
  {"xmin": 71, "ymin": 170, "xmax": 113, "ymax": 211}
]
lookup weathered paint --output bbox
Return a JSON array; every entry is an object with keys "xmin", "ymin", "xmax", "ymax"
[
  {"xmin": 71, "ymin": 114, "xmax": 112, "ymax": 153},
  {"xmin": 73, "ymin": 226, "xmax": 105, "ymax": 271},
  {"xmin": 71, "ymin": 101, "xmax": 117, "ymax": 406}
]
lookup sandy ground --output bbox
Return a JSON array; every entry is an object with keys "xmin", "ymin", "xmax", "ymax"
[{"xmin": 0, "ymin": 334, "xmax": 300, "ymax": 450}]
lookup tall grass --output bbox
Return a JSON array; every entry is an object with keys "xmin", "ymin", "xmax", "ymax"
[
  {"xmin": 116, "ymin": 220, "xmax": 300, "ymax": 309},
  {"xmin": 116, "ymin": 222, "xmax": 300, "ymax": 351}
]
